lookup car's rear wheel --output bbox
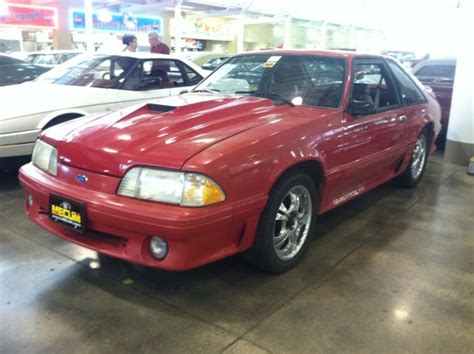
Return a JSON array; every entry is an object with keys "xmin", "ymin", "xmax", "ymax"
[
  {"xmin": 395, "ymin": 129, "xmax": 429, "ymax": 188},
  {"xmin": 244, "ymin": 173, "xmax": 318, "ymax": 273}
]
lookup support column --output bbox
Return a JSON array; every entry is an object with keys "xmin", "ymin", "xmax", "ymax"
[
  {"xmin": 174, "ymin": 0, "xmax": 183, "ymax": 54},
  {"xmin": 52, "ymin": 1, "xmax": 73, "ymax": 49},
  {"xmin": 444, "ymin": 6, "xmax": 474, "ymax": 166},
  {"xmin": 319, "ymin": 22, "xmax": 328, "ymax": 49},
  {"xmin": 237, "ymin": 18, "xmax": 245, "ymax": 53},
  {"xmin": 283, "ymin": 16, "xmax": 292, "ymax": 49},
  {"xmin": 84, "ymin": 0, "xmax": 94, "ymax": 52}
]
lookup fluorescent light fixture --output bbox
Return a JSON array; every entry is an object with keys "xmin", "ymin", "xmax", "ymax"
[{"xmin": 0, "ymin": 0, "xmax": 9, "ymax": 16}]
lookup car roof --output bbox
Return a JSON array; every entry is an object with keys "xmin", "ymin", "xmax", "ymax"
[
  {"xmin": 28, "ymin": 50, "xmax": 83, "ymax": 55},
  {"xmin": 234, "ymin": 49, "xmax": 384, "ymax": 59},
  {"xmin": 416, "ymin": 58, "xmax": 457, "ymax": 66},
  {"xmin": 412, "ymin": 58, "xmax": 457, "ymax": 73}
]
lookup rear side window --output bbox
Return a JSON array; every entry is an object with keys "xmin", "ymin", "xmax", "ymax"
[
  {"xmin": 415, "ymin": 65, "xmax": 456, "ymax": 79},
  {"xmin": 387, "ymin": 61, "xmax": 426, "ymax": 105}
]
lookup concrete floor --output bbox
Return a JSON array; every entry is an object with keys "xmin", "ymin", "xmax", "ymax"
[{"xmin": 1, "ymin": 154, "xmax": 473, "ymax": 354}]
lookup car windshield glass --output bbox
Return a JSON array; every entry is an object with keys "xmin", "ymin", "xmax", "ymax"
[
  {"xmin": 35, "ymin": 54, "xmax": 138, "ymax": 88},
  {"xmin": 194, "ymin": 54, "xmax": 345, "ymax": 108}
]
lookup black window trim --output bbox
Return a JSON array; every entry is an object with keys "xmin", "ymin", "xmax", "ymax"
[
  {"xmin": 385, "ymin": 58, "xmax": 428, "ymax": 106},
  {"xmin": 346, "ymin": 57, "xmax": 402, "ymax": 115}
]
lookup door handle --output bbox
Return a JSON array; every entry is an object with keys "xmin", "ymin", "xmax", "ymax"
[{"xmin": 398, "ymin": 115, "xmax": 408, "ymax": 122}]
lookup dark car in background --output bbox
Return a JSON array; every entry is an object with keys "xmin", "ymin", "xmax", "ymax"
[
  {"xmin": 202, "ymin": 56, "xmax": 230, "ymax": 70},
  {"xmin": 413, "ymin": 58, "xmax": 456, "ymax": 147},
  {"xmin": 0, "ymin": 54, "xmax": 50, "ymax": 86}
]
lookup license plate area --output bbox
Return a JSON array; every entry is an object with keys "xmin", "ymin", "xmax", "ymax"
[{"xmin": 49, "ymin": 194, "xmax": 86, "ymax": 232}]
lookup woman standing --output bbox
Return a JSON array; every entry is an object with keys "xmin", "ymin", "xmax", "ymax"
[{"xmin": 122, "ymin": 35, "xmax": 138, "ymax": 52}]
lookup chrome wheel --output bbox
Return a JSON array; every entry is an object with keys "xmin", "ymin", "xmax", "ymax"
[
  {"xmin": 273, "ymin": 186, "xmax": 312, "ymax": 261},
  {"xmin": 411, "ymin": 134, "xmax": 427, "ymax": 180}
]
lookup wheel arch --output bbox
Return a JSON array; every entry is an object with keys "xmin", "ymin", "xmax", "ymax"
[
  {"xmin": 423, "ymin": 121, "xmax": 435, "ymax": 152},
  {"xmin": 268, "ymin": 158, "xmax": 326, "ymax": 198}
]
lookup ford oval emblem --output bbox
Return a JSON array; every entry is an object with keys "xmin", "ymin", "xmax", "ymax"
[{"xmin": 76, "ymin": 174, "xmax": 88, "ymax": 183}]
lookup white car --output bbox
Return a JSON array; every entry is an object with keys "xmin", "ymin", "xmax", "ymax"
[{"xmin": 0, "ymin": 52, "xmax": 208, "ymax": 158}]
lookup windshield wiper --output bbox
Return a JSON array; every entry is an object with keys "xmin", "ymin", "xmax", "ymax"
[
  {"xmin": 193, "ymin": 88, "xmax": 221, "ymax": 93},
  {"xmin": 234, "ymin": 90, "xmax": 294, "ymax": 106}
]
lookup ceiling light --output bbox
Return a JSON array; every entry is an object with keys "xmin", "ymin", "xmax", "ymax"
[
  {"xmin": 97, "ymin": 8, "xmax": 112, "ymax": 23},
  {"xmin": 0, "ymin": 0, "xmax": 9, "ymax": 16}
]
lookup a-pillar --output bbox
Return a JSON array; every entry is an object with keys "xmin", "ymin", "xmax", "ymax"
[
  {"xmin": 52, "ymin": 0, "xmax": 73, "ymax": 49},
  {"xmin": 444, "ymin": 3, "xmax": 474, "ymax": 166}
]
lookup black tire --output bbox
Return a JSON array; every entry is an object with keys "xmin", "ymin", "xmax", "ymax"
[
  {"xmin": 243, "ymin": 173, "xmax": 319, "ymax": 273},
  {"xmin": 395, "ymin": 129, "xmax": 429, "ymax": 188}
]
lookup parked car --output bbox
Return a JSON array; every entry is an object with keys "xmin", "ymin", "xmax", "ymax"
[
  {"xmin": 26, "ymin": 50, "xmax": 83, "ymax": 67},
  {"xmin": 19, "ymin": 50, "xmax": 441, "ymax": 273},
  {"xmin": 382, "ymin": 50, "xmax": 416, "ymax": 69},
  {"xmin": 179, "ymin": 51, "xmax": 228, "ymax": 68},
  {"xmin": 0, "ymin": 52, "xmax": 208, "ymax": 159},
  {"xmin": 0, "ymin": 53, "xmax": 50, "ymax": 86},
  {"xmin": 413, "ymin": 58, "xmax": 456, "ymax": 148},
  {"xmin": 202, "ymin": 56, "xmax": 230, "ymax": 70}
]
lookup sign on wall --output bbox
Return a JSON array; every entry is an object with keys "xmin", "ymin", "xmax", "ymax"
[
  {"xmin": 0, "ymin": 4, "xmax": 58, "ymax": 29},
  {"xmin": 71, "ymin": 10, "xmax": 163, "ymax": 34}
]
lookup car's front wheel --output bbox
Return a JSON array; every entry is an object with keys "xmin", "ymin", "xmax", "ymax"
[
  {"xmin": 395, "ymin": 129, "xmax": 429, "ymax": 188},
  {"xmin": 244, "ymin": 173, "xmax": 318, "ymax": 273}
]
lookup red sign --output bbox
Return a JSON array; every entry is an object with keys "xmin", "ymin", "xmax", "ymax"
[{"xmin": 0, "ymin": 3, "xmax": 58, "ymax": 29}]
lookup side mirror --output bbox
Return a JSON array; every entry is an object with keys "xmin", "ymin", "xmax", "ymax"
[{"xmin": 347, "ymin": 98, "xmax": 375, "ymax": 116}]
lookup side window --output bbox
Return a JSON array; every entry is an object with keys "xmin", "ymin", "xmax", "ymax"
[
  {"xmin": 415, "ymin": 65, "xmax": 455, "ymax": 79},
  {"xmin": 179, "ymin": 61, "xmax": 203, "ymax": 85},
  {"xmin": 387, "ymin": 61, "xmax": 426, "ymax": 105},
  {"xmin": 141, "ymin": 59, "xmax": 185, "ymax": 88},
  {"xmin": 301, "ymin": 56, "xmax": 345, "ymax": 108},
  {"xmin": 88, "ymin": 57, "xmax": 136, "ymax": 89},
  {"xmin": 352, "ymin": 63, "xmax": 399, "ymax": 110}
]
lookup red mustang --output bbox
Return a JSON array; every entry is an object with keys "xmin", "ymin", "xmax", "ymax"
[{"xmin": 20, "ymin": 50, "xmax": 441, "ymax": 273}]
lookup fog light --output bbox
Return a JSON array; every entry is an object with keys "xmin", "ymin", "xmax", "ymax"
[
  {"xmin": 150, "ymin": 236, "xmax": 168, "ymax": 260},
  {"xmin": 27, "ymin": 194, "xmax": 33, "ymax": 208}
]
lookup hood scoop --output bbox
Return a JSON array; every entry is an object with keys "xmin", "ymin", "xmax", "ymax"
[{"xmin": 146, "ymin": 103, "xmax": 177, "ymax": 113}]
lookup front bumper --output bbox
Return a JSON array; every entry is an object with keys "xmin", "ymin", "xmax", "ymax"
[
  {"xmin": 19, "ymin": 163, "xmax": 266, "ymax": 270},
  {"xmin": 0, "ymin": 129, "xmax": 40, "ymax": 158}
]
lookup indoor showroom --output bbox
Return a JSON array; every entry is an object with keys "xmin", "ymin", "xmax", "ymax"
[{"xmin": 0, "ymin": 0, "xmax": 473, "ymax": 353}]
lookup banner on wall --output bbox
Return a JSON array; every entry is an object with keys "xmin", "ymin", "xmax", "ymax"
[
  {"xmin": 0, "ymin": 4, "xmax": 58, "ymax": 29},
  {"xmin": 170, "ymin": 17, "xmax": 234, "ymax": 41},
  {"xmin": 71, "ymin": 10, "xmax": 163, "ymax": 34}
]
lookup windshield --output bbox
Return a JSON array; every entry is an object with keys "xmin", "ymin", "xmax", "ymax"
[
  {"xmin": 194, "ymin": 54, "xmax": 346, "ymax": 108},
  {"xmin": 35, "ymin": 54, "xmax": 138, "ymax": 88},
  {"xmin": 28, "ymin": 54, "xmax": 60, "ymax": 65}
]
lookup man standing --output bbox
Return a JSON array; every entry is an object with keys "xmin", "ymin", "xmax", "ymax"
[{"xmin": 148, "ymin": 31, "xmax": 170, "ymax": 54}]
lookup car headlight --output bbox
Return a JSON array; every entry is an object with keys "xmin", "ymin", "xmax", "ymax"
[
  {"xmin": 32, "ymin": 139, "xmax": 58, "ymax": 176},
  {"xmin": 117, "ymin": 167, "xmax": 226, "ymax": 207}
]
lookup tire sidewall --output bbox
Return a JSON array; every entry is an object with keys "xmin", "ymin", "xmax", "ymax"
[
  {"xmin": 255, "ymin": 173, "xmax": 319, "ymax": 273},
  {"xmin": 408, "ymin": 130, "xmax": 429, "ymax": 185}
]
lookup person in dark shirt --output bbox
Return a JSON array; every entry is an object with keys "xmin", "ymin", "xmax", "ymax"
[{"xmin": 148, "ymin": 31, "xmax": 170, "ymax": 54}]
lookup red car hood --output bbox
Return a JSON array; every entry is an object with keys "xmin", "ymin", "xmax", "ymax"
[{"xmin": 43, "ymin": 93, "xmax": 288, "ymax": 176}]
